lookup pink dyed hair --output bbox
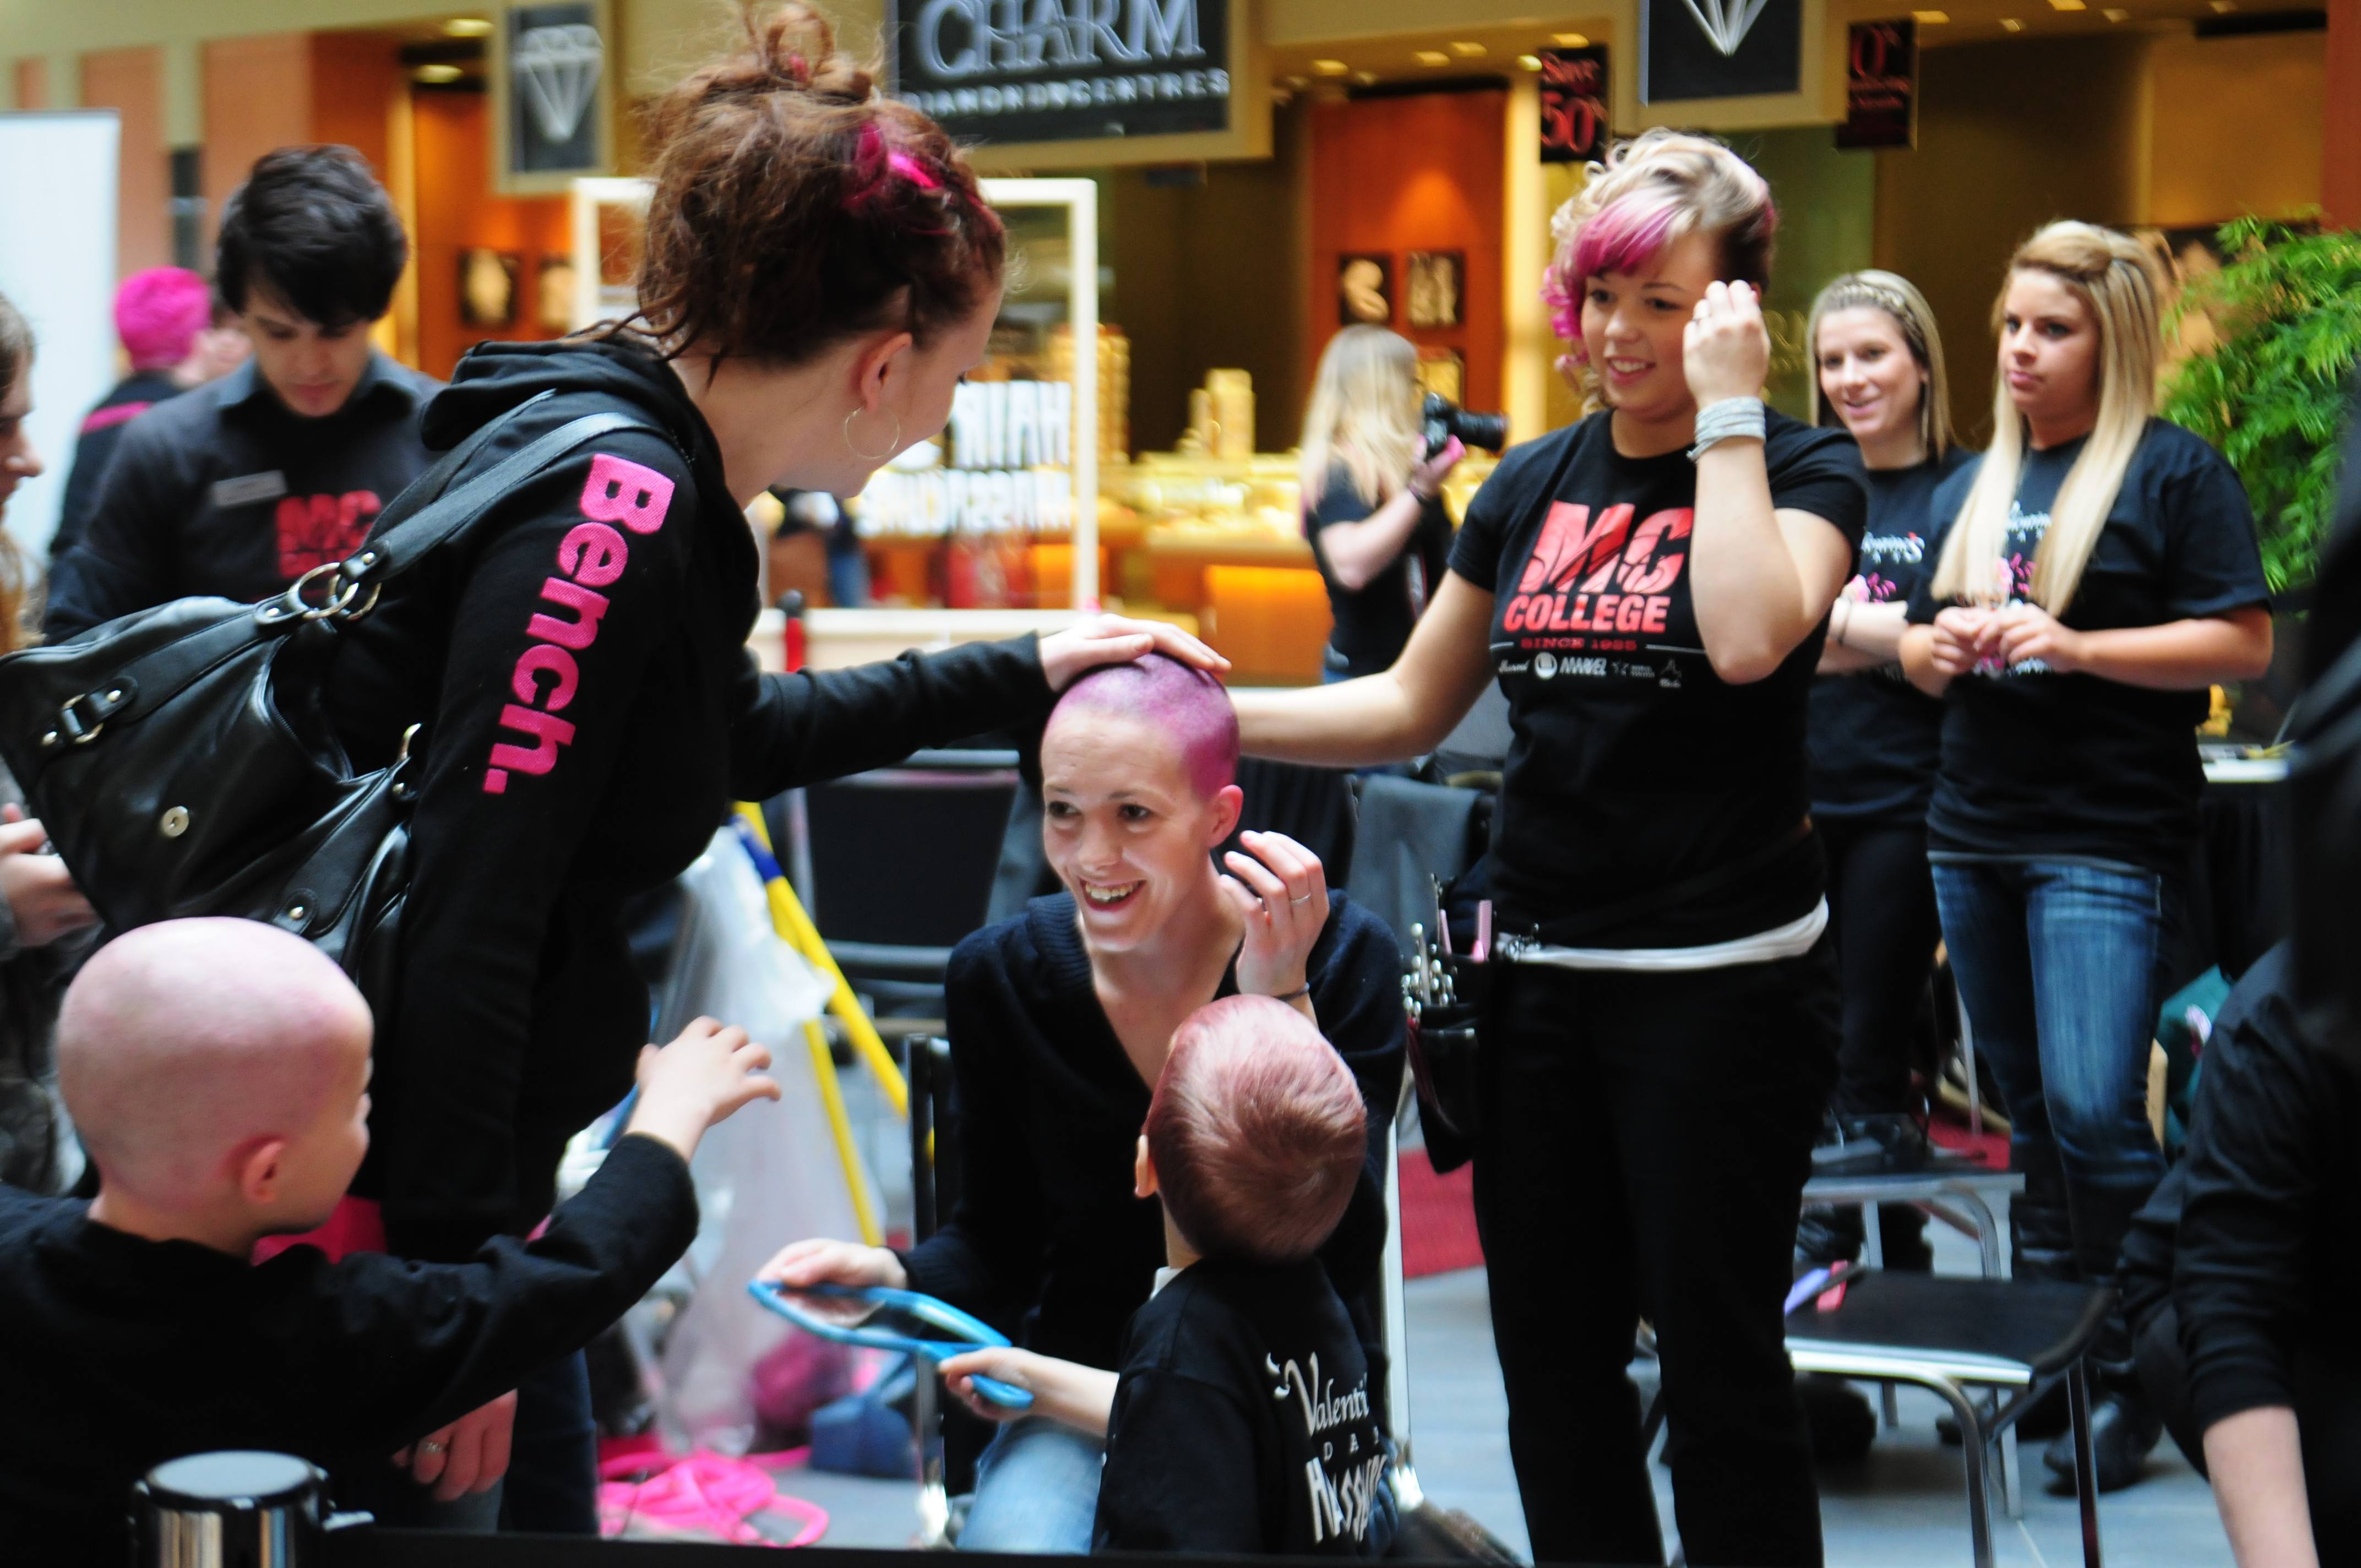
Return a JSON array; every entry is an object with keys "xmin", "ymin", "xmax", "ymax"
[
  {"xmin": 1539, "ymin": 130, "xmax": 1778, "ymax": 378},
  {"xmin": 1046, "ymin": 652, "xmax": 1239, "ymax": 801},
  {"xmin": 1146, "ymin": 995, "xmax": 1367, "ymax": 1264},
  {"xmin": 115, "ymin": 267, "xmax": 213, "ymax": 371}
]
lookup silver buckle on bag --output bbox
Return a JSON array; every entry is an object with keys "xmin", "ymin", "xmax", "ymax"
[{"xmin": 257, "ymin": 563, "xmax": 383, "ymax": 626}]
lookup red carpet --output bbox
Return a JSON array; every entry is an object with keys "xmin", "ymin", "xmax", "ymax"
[
  {"xmin": 1398, "ymin": 1146, "xmax": 1486, "ymax": 1278},
  {"xmin": 1927, "ymin": 1103, "xmax": 2010, "ymax": 1168}
]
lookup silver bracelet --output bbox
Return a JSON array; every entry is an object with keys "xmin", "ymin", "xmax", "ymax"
[{"xmin": 1688, "ymin": 396, "xmax": 1767, "ymax": 462}]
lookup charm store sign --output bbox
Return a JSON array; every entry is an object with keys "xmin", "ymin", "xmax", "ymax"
[{"xmin": 890, "ymin": 0, "xmax": 1233, "ymax": 144}]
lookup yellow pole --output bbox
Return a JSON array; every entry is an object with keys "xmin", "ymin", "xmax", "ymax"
[{"xmin": 735, "ymin": 803, "xmax": 911, "ymax": 1119}]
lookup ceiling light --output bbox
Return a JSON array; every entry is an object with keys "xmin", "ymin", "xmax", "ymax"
[
  {"xmin": 412, "ymin": 62, "xmax": 464, "ymax": 82},
  {"xmin": 1310, "ymin": 58, "xmax": 1348, "ymax": 75},
  {"xmin": 2102, "ymin": 6, "xmax": 2128, "ymax": 17},
  {"xmin": 1552, "ymin": 31, "xmax": 1589, "ymax": 46},
  {"xmin": 1912, "ymin": 8, "xmax": 1950, "ymax": 18},
  {"xmin": 442, "ymin": 16, "xmax": 495, "ymax": 37},
  {"xmin": 1413, "ymin": 50, "xmax": 1450, "ymax": 65},
  {"xmin": 1352, "ymin": 70, "xmax": 1379, "ymax": 85},
  {"xmin": 2208, "ymin": 1, "xmax": 2235, "ymax": 10},
  {"xmin": 1518, "ymin": 53, "xmax": 1544, "ymax": 69},
  {"xmin": 1448, "ymin": 40, "xmax": 1487, "ymax": 56},
  {"xmin": 1284, "ymin": 74, "xmax": 1308, "ymax": 87},
  {"xmin": 2050, "ymin": 0, "xmax": 2085, "ymax": 10},
  {"xmin": 1999, "ymin": 16, "xmax": 2025, "ymax": 29}
]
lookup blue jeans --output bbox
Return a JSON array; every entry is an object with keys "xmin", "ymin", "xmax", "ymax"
[
  {"xmin": 1930, "ymin": 858, "xmax": 2174, "ymax": 1196},
  {"xmin": 959, "ymin": 1417, "xmax": 1104, "ymax": 1553}
]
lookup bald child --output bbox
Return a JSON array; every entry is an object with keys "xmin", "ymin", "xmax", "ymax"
[{"xmin": 0, "ymin": 918, "xmax": 777, "ymax": 1566}]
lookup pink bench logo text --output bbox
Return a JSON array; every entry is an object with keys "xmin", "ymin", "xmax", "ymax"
[{"xmin": 482, "ymin": 453, "xmax": 675, "ymax": 794}]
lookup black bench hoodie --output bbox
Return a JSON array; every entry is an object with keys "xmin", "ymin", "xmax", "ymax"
[{"xmin": 325, "ymin": 337, "xmax": 1056, "ymax": 1261}]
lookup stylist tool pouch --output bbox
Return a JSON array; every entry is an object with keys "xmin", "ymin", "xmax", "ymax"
[
  {"xmin": 1404, "ymin": 877, "xmax": 1495, "ymax": 1175},
  {"xmin": 0, "ymin": 393, "xmax": 661, "ymax": 992}
]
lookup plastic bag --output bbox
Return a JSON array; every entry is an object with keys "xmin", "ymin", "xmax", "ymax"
[{"xmin": 648, "ymin": 829, "xmax": 874, "ymax": 1453}]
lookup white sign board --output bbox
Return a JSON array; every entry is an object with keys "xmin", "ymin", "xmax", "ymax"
[{"xmin": 0, "ymin": 112, "xmax": 121, "ymax": 559}]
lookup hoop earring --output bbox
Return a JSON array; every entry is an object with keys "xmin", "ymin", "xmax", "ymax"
[{"xmin": 843, "ymin": 405, "xmax": 902, "ymax": 463}]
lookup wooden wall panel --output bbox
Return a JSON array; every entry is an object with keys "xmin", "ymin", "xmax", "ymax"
[
  {"xmin": 81, "ymin": 46, "xmax": 170, "ymax": 279},
  {"xmin": 12, "ymin": 58, "xmax": 47, "ymax": 111},
  {"xmin": 201, "ymin": 33, "xmax": 312, "ymax": 253},
  {"xmin": 2327, "ymin": 0, "xmax": 2361, "ymax": 230},
  {"xmin": 308, "ymin": 31, "xmax": 402, "ymax": 179},
  {"xmin": 409, "ymin": 89, "xmax": 571, "ymax": 379},
  {"xmin": 1308, "ymin": 90, "xmax": 1506, "ymax": 416}
]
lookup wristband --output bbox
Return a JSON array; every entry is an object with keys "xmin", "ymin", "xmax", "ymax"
[
  {"xmin": 1269, "ymin": 983, "xmax": 1312, "ymax": 1003},
  {"xmin": 1688, "ymin": 397, "xmax": 1767, "ymax": 462}
]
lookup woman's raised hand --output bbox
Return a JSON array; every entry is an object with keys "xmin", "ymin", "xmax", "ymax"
[
  {"xmin": 1038, "ymin": 614, "xmax": 1230, "ymax": 693},
  {"xmin": 758, "ymin": 1237, "xmax": 909, "ymax": 1292},
  {"xmin": 1683, "ymin": 280, "xmax": 1771, "ymax": 409},
  {"xmin": 1219, "ymin": 830, "xmax": 1329, "ymax": 1003},
  {"xmin": 1409, "ymin": 436, "xmax": 1466, "ymax": 501}
]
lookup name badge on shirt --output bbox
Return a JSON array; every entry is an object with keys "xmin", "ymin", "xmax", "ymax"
[{"xmin": 209, "ymin": 471, "xmax": 289, "ymax": 509}]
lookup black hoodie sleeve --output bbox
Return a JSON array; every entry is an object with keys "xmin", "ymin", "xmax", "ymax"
[
  {"xmin": 280, "ymin": 1135, "xmax": 699, "ymax": 1452},
  {"xmin": 376, "ymin": 427, "xmax": 699, "ymax": 1261},
  {"xmin": 725, "ymin": 637, "xmax": 1057, "ymax": 799}
]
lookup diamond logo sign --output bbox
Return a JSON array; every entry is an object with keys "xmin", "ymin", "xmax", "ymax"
[
  {"xmin": 1678, "ymin": 0, "xmax": 1772, "ymax": 56},
  {"xmin": 516, "ymin": 23, "xmax": 605, "ymax": 144}
]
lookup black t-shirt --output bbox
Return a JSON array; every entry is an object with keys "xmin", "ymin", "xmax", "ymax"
[
  {"xmin": 1905, "ymin": 419, "xmax": 2270, "ymax": 872},
  {"xmin": 1807, "ymin": 447, "xmax": 1974, "ymax": 822},
  {"xmin": 1308, "ymin": 462, "xmax": 1455, "ymax": 677},
  {"xmin": 1447, "ymin": 409, "xmax": 1868, "ymax": 946},
  {"xmin": 1094, "ymin": 1256, "xmax": 1386, "ymax": 1556}
]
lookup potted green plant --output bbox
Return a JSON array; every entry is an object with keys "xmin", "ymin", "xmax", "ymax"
[
  {"xmin": 2160, "ymin": 216, "xmax": 2361, "ymax": 738},
  {"xmin": 2162, "ymin": 215, "xmax": 2361, "ymax": 595}
]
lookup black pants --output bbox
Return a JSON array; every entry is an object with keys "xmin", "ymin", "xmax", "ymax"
[
  {"xmin": 1472, "ymin": 939, "xmax": 1840, "ymax": 1567},
  {"xmin": 1820, "ymin": 817, "xmax": 1942, "ymax": 1117}
]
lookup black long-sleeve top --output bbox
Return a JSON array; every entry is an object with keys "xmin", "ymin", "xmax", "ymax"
[
  {"xmin": 901, "ymin": 892, "xmax": 1405, "ymax": 1374},
  {"xmin": 0, "ymin": 1133, "xmax": 697, "ymax": 1568},
  {"xmin": 321, "ymin": 339, "xmax": 1058, "ymax": 1261},
  {"xmin": 2121, "ymin": 944, "xmax": 2361, "ymax": 1434}
]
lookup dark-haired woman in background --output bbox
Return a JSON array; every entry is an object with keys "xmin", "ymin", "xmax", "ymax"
[
  {"xmin": 1795, "ymin": 271, "xmax": 1969, "ymax": 1273},
  {"xmin": 315, "ymin": 4, "xmax": 1222, "ymax": 1530}
]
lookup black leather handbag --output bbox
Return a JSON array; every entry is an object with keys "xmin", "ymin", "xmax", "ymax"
[{"xmin": 0, "ymin": 395, "xmax": 659, "ymax": 1001}]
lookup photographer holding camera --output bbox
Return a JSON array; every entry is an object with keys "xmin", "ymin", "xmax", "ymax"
[{"xmin": 1299, "ymin": 326, "xmax": 1501, "ymax": 680}]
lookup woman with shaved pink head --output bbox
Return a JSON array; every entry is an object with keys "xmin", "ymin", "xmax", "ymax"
[
  {"xmin": 1234, "ymin": 130, "xmax": 1867, "ymax": 1565},
  {"xmin": 770, "ymin": 654, "xmax": 1405, "ymax": 1553}
]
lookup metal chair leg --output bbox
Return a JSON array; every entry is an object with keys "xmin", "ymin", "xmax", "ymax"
[
  {"xmin": 2070, "ymin": 1362, "xmax": 2103, "ymax": 1568},
  {"xmin": 1936, "ymin": 1379, "xmax": 1996, "ymax": 1568},
  {"xmin": 2000, "ymin": 1424, "xmax": 2022, "ymax": 1518}
]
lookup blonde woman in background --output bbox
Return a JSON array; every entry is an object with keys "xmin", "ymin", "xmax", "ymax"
[
  {"xmin": 1299, "ymin": 325, "xmax": 1465, "ymax": 681},
  {"xmin": 0, "ymin": 293, "xmax": 102, "ymax": 1194},
  {"xmin": 1238, "ymin": 130, "xmax": 1866, "ymax": 1567},
  {"xmin": 1795, "ymin": 272, "xmax": 1970, "ymax": 1275},
  {"xmin": 1900, "ymin": 221, "xmax": 2273, "ymax": 1491}
]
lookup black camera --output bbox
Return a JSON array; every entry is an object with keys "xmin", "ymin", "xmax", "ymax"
[{"xmin": 1422, "ymin": 394, "xmax": 1510, "ymax": 461}]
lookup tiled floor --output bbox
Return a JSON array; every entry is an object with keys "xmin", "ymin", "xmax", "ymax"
[{"xmin": 781, "ymin": 1218, "xmax": 2234, "ymax": 1564}]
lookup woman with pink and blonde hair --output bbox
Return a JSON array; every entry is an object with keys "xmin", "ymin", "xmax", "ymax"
[{"xmin": 1234, "ymin": 129, "xmax": 1866, "ymax": 1565}]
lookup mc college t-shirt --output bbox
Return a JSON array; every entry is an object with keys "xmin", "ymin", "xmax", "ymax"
[
  {"xmin": 1904, "ymin": 418, "xmax": 2270, "ymax": 873},
  {"xmin": 1449, "ymin": 409, "xmax": 1867, "ymax": 948}
]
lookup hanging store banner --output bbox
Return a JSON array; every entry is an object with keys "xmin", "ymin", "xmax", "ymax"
[
  {"xmin": 1539, "ymin": 46, "xmax": 1611, "ymax": 165},
  {"xmin": 890, "ymin": 0, "xmax": 1233, "ymax": 144},
  {"xmin": 1836, "ymin": 19, "xmax": 1917, "ymax": 149},
  {"xmin": 1640, "ymin": 0, "xmax": 1803, "ymax": 103},
  {"xmin": 493, "ymin": 0, "xmax": 613, "ymax": 194}
]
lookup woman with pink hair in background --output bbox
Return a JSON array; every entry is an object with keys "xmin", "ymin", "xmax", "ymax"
[
  {"xmin": 52, "ymin": 266, "xmax": 247, "ymax": 558},
  {"xmin": 1232, "ymin": 130, "xmax": 1867, "ymax": 1565}
]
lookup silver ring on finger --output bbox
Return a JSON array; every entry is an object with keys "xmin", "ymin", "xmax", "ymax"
[
  {"xmin": 418, "ymin": 1440, "xmax": 447, "ymax": 1456},
  {"xmin": 1291, "ymin": 892, "xmax": 1314, "ymax": 906}
]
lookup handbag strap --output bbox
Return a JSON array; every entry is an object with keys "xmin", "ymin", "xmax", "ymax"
[{"xmin": 333, "ymin": 404, "xmax": 670, "ymax": 592}]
